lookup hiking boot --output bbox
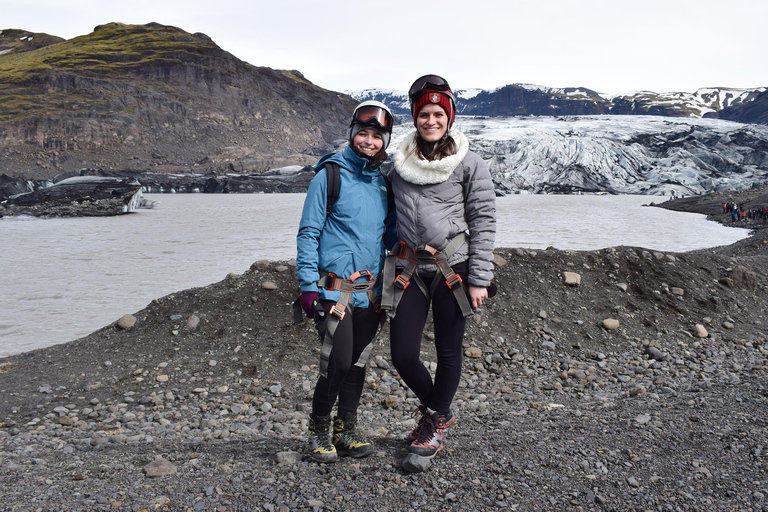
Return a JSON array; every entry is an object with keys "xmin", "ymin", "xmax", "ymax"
[
  {"xmin": 408, "ymin": 410, "xmax": 455, "ymax": 459},
  {"xmin": 333, "ymin": 413, "xmax": 374, "ymax": 458},
  {"xmin": 407, "ymin": 406, "xmax": 455, "ymax": 443},
  {"xmin": 308, "ymin": 414, "xmax": 338, "ymax": 463}
]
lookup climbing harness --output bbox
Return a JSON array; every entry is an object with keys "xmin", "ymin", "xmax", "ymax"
[
  {"xmin": 314, "ymin": 269, "xmax": 383, "ymax": 378},
  {"xmin": 380, "ymin": 232, "xmax": 474, "ymax": 319}
]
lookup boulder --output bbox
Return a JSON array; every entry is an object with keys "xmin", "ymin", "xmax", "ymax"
[
  {"xmin": 142, "ymin": 457, "xmax": 177, "ymax": 478},
  {"xmin": 563, "ymin": 272, "xmax": 582, "ymax": 286},
  {"xmin": 117, "ymin": 314, "xmax": 137, "ymax": 330},
  {"xmin": 731, "ymin": 265, "xmax": 757, "ymax": 293}
]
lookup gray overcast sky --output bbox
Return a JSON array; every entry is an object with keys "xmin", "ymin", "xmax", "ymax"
[{"xmin": 2, "ymin": 0, "xmax": 766, "ymax": 95}]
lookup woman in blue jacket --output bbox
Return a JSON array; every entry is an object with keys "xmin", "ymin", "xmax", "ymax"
[{"xmin": 296, "ymin": 100, "xmax": 396, "ymax": 463}]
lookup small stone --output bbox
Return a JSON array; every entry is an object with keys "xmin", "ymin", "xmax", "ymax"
[
  {"xmin": 275, "ymin": 451, "xmax": 302, "ymax": 465},
  {"xmin": 262, "ymin": 281, "xmax": 278, "ymax": 291},
  {"xmin": 719, "ymin": 277, "xmax": 734, "ymax": 287},
  {"xmin": 722, "ymin": 321, "xmax": 735, "ymax": 329},
  {"xmin": 117, "ymin": 314, "xmax": 137, "ymax": 330},
  {"xmin": 670, "ymin": 287, "xmax": 684, "ymax": 296},
  {"xmin": 401, "ymin": 452, "xmax": 431, "ymax": 473},
  {"xmin": 156, "ymin": 375, "xmax": 169, "ymax": 383},
  {"xmin": 563, "ymin": 272, "xmax": 581, "ymax": 286},
  {"xmin": 644, "ymin": 346, "xmax": 665, "ymax": 361},
  {"xmin": 465, "ymin": 346, "xmax": 482, "ymax": 358},
  {"xmin": 635, "ymin": 414, "xmax": 652, "ymax": 425},
  {"xmin": 142, "ymin": 457, "xmax": 177, "ymax": 478},
  {"xmin": 382, "ymin": 396, "xmax": 399, "ymax": 409},
  {"xmin": 186, "ymin": 315, "xmax": 200, "ymax": 330},
  {"xmin": 59, "ymin": 415, "xmax": 77, "ymax": 426},
  {"xmin": 694, "ymin": 324, "xmax": 708, "ymax": 338},
  {"xmin": 602, "ymin": 318, "xmax": 620, "ymax": 330}
]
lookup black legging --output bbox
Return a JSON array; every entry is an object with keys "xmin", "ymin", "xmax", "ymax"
[
  {"xmin": 389, "ymin": 262, "xmax": 468, "ymax": 414},
  {"xmin": 311, "ymin": 301, "xmax": 380, "ymax": 418}
]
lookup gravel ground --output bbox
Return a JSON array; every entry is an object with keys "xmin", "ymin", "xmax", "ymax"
[{"xmin": 1, "ymin": 188, "xmax": 767, "ymax": 511}]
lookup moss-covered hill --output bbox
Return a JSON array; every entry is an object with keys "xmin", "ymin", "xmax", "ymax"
[
  {"xmin": 0, "ymin": 28, "xmax": 64, "ymax": 55},
  {"xmin": 0, "ymin": 22, "xmax": 356, "ymax": 178}
]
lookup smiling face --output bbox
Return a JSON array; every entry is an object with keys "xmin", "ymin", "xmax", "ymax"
[
  {"xmin": 416, "ymin": 103, "xmax": 449, "ymax": 143},
  {"xmin": 352, "ymin": 128, "xmax": 384, "ymax": 157}
]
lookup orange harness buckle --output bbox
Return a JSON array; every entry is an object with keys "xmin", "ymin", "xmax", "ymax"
[
  {"xmin": 329, "ymin": 302, "xmax": 346, "ymax": 320},
  {"xmin": 445, "ymin": 272, "xmax": 463, "ymax": 290},
  {"xmin": 394, "ymin": 274, "xmax": 411, "ymax": 290}
]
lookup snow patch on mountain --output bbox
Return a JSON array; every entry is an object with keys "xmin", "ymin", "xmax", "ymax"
[{"xmin": 613, "ymin": 88, "xmax": 766, "ymax": 117}]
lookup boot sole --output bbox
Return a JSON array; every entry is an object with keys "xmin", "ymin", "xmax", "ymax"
[
  {"xmin": 408, "ymin": 445, "xmax": 442, "ymax": 459},
  {"xmin": 310, "ymin": 453, "xmax": 339, "ymax": 463},
  {"xmin": 336, "ymin": 448, "xmax": 374, "ymax": 458}
]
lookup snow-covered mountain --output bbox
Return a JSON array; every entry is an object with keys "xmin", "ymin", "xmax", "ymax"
[
  {"xmin": 385, "ymin": 115, "xmax": 768, "ymax": 196},
  {"xmin": 351, "ymin": 86, "xmax": 767, "ymax": 122}
]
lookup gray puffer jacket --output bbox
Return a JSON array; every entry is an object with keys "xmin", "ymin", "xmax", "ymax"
[{"xmin": 388, "ymin": 128, "xmax": 496, "ymax": 287}]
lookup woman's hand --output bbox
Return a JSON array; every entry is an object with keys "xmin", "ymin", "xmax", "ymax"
[
  {"xmin": 300, "ymin": 291, "xmax": 320, "ymax": 317},
  {"xmin": 467, "ymin": 285, "xmax": 488, "ymax": 310}
]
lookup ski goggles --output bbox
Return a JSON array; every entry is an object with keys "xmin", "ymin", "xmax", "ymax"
[
  {"xmin": 408, "ymin": 74, "xmax": 454, "ymax": 102},
  {"xmin": 353, "ymin": 105, "xmax": 393, "ymax": 130}
]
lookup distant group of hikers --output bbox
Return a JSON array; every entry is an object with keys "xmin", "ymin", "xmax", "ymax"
[{"xmin": 724, "ymin": 202, "xmax": 768, "ymax": 223}]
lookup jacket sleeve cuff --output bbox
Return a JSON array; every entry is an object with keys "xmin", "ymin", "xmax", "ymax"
[{"xmin": 300, "ymin": 283, "xmax": 319, "ymax": 293}]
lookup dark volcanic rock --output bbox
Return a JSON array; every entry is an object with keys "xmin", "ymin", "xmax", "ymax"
[
  {"xmin": 136, "ymin": 166, "xmax": 315, "ymax": 193},
  {"xmin": 0, "ymin": 175, "xmax": 142, "ymax": 216}
]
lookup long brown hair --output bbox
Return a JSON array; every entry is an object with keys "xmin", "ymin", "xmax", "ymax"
[
  {"xmin": 415, "ymin": 133, "xmax": 458, "ymax": 161},
  {"xmin": 368, "ymin": 148, "xmax": 388, "ymax": 168}
]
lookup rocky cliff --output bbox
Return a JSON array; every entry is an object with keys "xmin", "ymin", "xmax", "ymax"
[{"xmin": 0, "ymin": 23, "xmax": 357, "ymax": 179}]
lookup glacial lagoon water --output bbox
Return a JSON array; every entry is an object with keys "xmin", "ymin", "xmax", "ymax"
[{"xmin": 0, "ymin": 193, "xmax": 750, "ymax": 357}]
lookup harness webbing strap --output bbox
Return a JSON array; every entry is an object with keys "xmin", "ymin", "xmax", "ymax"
[
  {"xmin": 316, "ymin": 270, "xmax": 382, "ymax": 377},
  {"xmin": 381, "ymin": 232, "xmax": 473, "ymax": 319}
]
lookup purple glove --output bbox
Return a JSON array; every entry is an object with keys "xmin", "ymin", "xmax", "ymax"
[{"xmin": 300, "ymin": 291, "xmax": 320, "ymax": 318}]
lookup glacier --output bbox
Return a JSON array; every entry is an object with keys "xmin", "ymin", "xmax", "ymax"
[{"xmin": 386, "ymin": 115, "xmax": 768, "ymax": 196}]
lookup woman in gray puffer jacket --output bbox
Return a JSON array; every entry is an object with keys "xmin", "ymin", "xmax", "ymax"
[{"xmin": 386, "ymin": 74, "xmax": 496, "ymax": 470}]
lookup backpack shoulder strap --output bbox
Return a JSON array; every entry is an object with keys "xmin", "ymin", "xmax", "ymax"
[
  {"xmin": 384, "ymin": 174, "xmax": 394, "ymax": 214},
  {"xmin": 324, "ymin": 162, "xmax": 341, "ymax": 217}
]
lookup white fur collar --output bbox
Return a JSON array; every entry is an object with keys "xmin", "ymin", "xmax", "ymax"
[{"xmin": 393, "ymin": 128, "xmax": 469, "ymax": 185}]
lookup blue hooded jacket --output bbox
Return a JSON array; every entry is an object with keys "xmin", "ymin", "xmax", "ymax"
[{"xmin": 296, "ymin": 145, "xmax": 396, "ymax": 307}]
